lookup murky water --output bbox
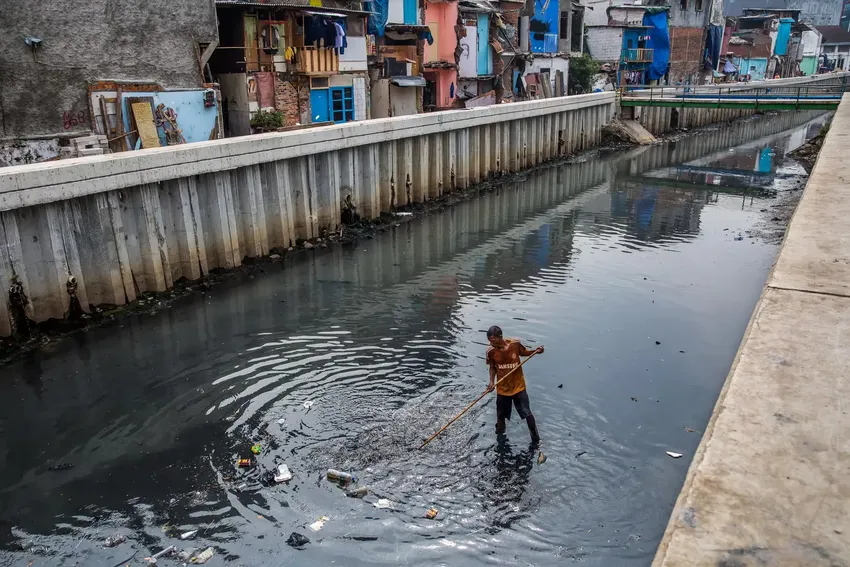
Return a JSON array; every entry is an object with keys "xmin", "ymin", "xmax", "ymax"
[{"xmin": 0, "ymin": 114, "xmax": 827, "ymax": 567}]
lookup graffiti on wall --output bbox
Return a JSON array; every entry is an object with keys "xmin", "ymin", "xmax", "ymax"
[{"xmin": 62, "ymin": 110, "xmax": 88, "ymax": 130}]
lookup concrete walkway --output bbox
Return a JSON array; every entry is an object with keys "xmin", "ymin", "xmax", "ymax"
[{"xmin": 653, "ymin": 96, "xmax": 850, "ymax": 565}]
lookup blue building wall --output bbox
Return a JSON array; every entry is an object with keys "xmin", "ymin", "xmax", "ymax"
[
  {"xmin": 733, "ymin": 56, "xmax": 768, "ymax": 81},
  {"xmin": 774, "ymin": 19, "xmax": 793, "ymax": 56},
  {"xmin": 530, "ymin": 0, "xmax": 559, "ymax": 53},
  {"xmin": 121, "ymin": 90, "xmax": 218, "ymax": 146}
]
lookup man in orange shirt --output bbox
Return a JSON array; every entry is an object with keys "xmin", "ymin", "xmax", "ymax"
[{"xmin": 485, "ymin": 326, "xmax": 544, "ymax": 444}]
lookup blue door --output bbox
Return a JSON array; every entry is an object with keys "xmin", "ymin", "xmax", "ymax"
[
  {"xmin": 310, "ymin": 90, "xmax": 329, "ymax": 123},
  {"xmin": 477, "ymin": 13, "xmax": 491, "ymax": 75},
  {"xmin": 403, "ymin": 0, "xmax": 417, "ymax": 24}
]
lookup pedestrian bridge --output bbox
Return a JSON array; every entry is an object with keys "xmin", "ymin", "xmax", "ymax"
[{"xmin": 621, "ymin": 74, "xmax": 849, "ymax": 111}]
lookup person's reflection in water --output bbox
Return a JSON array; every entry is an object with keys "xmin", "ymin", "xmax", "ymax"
[{"xmin": 480, "ymin": 435, "xmax": 536, "ymax": 531}]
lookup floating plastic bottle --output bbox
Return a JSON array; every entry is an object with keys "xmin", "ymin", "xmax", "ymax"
[
  {"xmin": 346, "ymin": 486, "xmax": 369, "ymax": 498},
  {"xmin": 326, "ymin": 469, "xmax": 357, "ymax": 484}
]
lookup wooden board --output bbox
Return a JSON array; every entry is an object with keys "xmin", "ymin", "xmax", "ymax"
[{"xmin": 131, "ymin": 102, "xmax": 161, "ymax": 149}]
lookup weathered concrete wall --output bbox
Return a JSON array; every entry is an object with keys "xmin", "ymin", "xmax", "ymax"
[
  {"xmin": 629, "ymin": 73, "xmax": 848, "ymax": 135},
  {"xmin": 0, "ymin": 93, "xmax": 617, "ymax": 337},
  {"xmin": 0, "ymin": 0, "xmax": 218, "ymax": 141},
  {"xmin": 652, "ymin": 94, "xmax": 850, "ymax": 567}
]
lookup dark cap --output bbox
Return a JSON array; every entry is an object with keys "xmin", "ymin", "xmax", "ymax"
[{"xmin": 486, "ymin": 325, "xmax": 503, "ymax": 338}]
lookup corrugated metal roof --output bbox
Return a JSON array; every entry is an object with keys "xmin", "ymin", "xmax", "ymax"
[
  {"xmin": 817, "ymin": 26, "xmax": 850, "ymax": 45},
  {"xmin": 390, "ymin": 76, "xmax": 427, "ymax": 87}
]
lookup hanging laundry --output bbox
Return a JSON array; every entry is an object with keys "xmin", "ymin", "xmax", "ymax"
[
  {"xmin": 333, "ymin": 21, "xmax": 348, "ymax": 54},
  {"xmin": 418, "ymin": 29, "xmax": 434, "ymax": 45},
  {"xmin": 261, "ymin": 23, "xmax": 281, "ymax": 54}
]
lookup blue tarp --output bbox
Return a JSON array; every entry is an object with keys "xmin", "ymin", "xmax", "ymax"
[
  {"xmin": 366, "ymin": 0, "xmax": 388, "ymax": 37},
  {"xmin": 642, "ymin": 11, "xmax": 670, "ymax": 81},
  {"xmin": 704, "ymin": 24, "xmax": 723, "ymax": 70}
]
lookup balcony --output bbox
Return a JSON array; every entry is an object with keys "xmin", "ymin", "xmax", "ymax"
[
  {"xmin": 622, "ymin": 48, "xmax": 654, "ymax": 63},
  {"xmin": 296, "ymin": 45, "xmax": 340, "ymax": 75}
]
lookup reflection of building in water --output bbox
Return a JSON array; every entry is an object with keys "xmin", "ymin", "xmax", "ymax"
[{"xmin": 610, "ymin": 182, "xmax": 707, "ymax": 242}]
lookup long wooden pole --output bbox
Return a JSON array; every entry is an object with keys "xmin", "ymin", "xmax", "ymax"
[{"xmin": 419, "ymin": 351, "xmax": 538, "ymax": 450}]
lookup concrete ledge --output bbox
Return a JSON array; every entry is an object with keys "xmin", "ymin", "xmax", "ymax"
[
  {"xmin": 653, "ymin": 94, "xmax": 850, "ymax": 566},
  {"xmin": 0, "ymin": 93, "xmax": 616, "ymax": 211}
]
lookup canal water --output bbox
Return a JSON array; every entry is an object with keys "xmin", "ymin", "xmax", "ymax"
[{"xmin": 0, "ymin": 113, "xmax": 827, "ymax": 567}]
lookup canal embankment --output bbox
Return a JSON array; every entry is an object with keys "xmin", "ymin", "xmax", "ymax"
[
  {"xmin": 0, "ymin": 108, "xmax": 826, "ymax": 362},
  {"xmin": 652, "ymin": 95, "xmax": 850, "ymax": 565}
]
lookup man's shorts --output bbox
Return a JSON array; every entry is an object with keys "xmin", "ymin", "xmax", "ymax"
[{"xmin": 496, "ymin": 389, "xmax": 532, "ymax": 421}]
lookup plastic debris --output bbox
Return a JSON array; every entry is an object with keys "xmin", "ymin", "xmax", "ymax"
[
  {"xmin": 308, "ymin": 516, "xmax": 329, "ymax": 532},
  {"xmin": 557, "ymin": 384, "xmax": 563, "ymax": 388},
  {"xmin": 425, "ymin": 508, "xmax": 438, "ymax": 519},
  {"xmin": 666, "ymin": 451, "xmax": 683, "ymax": 459},
  {"xmin": 190, "ymin": 547, "xmax": 214, "ymax": 564},
  {"xmin": 655, "ymin": 341, "xmax": 661, "ymax": 345},
  {"xmin": 304, "ymin": 400, "xmax": 314, "ymax": 409},
  {"xmin": 575, "ymin": 451, "xmax": 587, "ymax": 458},
  {"xmin": 237, "ymin": 458, "xmax": 254, "ymax": 468},
  {"xmin": 103, "ymin": 534, "xmax": 127, "ymax": 548},
  {"xmin": 395, "ymin": 212, "xmax": 414, "ymax": 217},
  {"xmin": 537, "ymin": 451, "xmax": 547, "ymax": 465},
  {"xmin": 180, "ymin": 530, "xmax": 198, "ymax": 540},
  {"xmin": 346, "ymin": 486, "xmax": 369, "ymax": 498},
  {"xmin": 274, "ymin": 464, "xmax": 293, "ymax": 483},
  {"xmin": 374, "ymin": 499, "xmax": 394, "ymax": 509},
  {"xmin": 47, "ymin": 463, "xmax": 73, "ymax": 472},
  {"xmin": 277, "ymin": 418, "xmax": 286, "ymax": 426},
  {"xmin": 685, "ymin": 427, "xmax": 696, "ymax": 433},
  {"xmin": 144, "ymin": 545, "xmax": 176, "ymax": 564},
  {"xmin": 251, "ymin": 444, "xmax": 262, "ymax": 455},
  {"xmin": 286, "ymin": 532, "xmax": 310, "ymax": 549},
  {"xmin": 327, "ymin": 469, "xmax": 357, "ymax": 484},
  {"xmin": 236, "ymin": 483, "xmax": 248, "ymax": 491}
]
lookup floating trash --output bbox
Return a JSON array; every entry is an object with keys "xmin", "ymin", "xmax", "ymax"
[
  {"xmin": 251, "ymin": 444, "xmax": 262, "ymax": 455},
  {"xmin": 666, "ymin": 451, "xmax": 683, "ymax": 459},
  {"xmin": 190, "ymin": 547, "xmax": 214, "ymax": 564},
  {"xmin": 304, "ymin": 401, "xmax": 314, "ymax": 409},
  {"xmin": 237, "ymin": 458, "xmax": 254, "ymax": 468},
  {"xmin": 346, "ymin": 486, "xmax": 369, "ymax": 498},
  {"xmin": 374, "ymin": 499, "xmax": 394, "ymax": 510},
  {"xmin": 103, "ymin": 534, "xmax": 127, "ymax": 548},
  {"xmin": 308, "ymin": 516, "xmax": 329, "ymax": 532},
  {"xmin": 274, "ymin": 464, "xmax": 293, "ymax": 483},
  {"xmin": 425, "ymin": 508, "xmax": 438, "ymax": 519},
  {"xmin": 287, "ymin": 532, "xmax": 310, "ymax": 549},
  {"xmin": 180, "ymin": 530, "xmax": 198, "ymax": 540}
]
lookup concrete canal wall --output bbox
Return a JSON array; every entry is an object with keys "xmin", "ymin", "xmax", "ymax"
[
  {"xmin": 0, "ymin": 74, "xmax": 837, "ymax": 338},
  {"xmin": 0, "ymin": 93, "xmax": 617, "ymax": 337},
  {"xmin": 653, "ymin": 95, "xmax": 850, "ymax": 566},
  {"xmin": 632, "ymin": 73, "xmax": 847, "ymax": 136}
]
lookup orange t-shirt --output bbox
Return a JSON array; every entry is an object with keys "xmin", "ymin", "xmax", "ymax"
[{"xmin": 486, "ymin": 339, "xmax": 534, "ymax": 396}]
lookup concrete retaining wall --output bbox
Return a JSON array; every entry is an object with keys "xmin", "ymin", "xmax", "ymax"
[
  {"xmin": 632, "ymin": 73, "xmax": 848, "ymax": 135},
  {"xmin": 651, "ymin": 94, "xmax": 850, "ymax": 567},
  {"xmin": 0, "ymin": 93, "xmax": 617, "ymax": 337}
]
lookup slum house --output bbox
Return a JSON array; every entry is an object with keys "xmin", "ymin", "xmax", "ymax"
[
  {"xmin": 209, "ymin": 0, "xmax": 370, "ymax": 134},
  {"xmin": 0, "ymin": 0, "xmax": 220, "ymax": 167},
  {"xmin": 726, "ymin": 0, "xmax": 844, "ymax": 27},
  {"xmin": 368, "ymin": 0, "xmax": 432, "ymax": 117},
  {"xmin": 523, "ymin": 0, "xmax": 572, "ymax": 95},
  {"xmin": 456, "ymin": 0, "xmax": 498, "ymax": 105},
  {"xmin": 816, "ymin": 26, "xmax": 850, "ymax": 72},
  {"xmin": 724, "ymin": 21, "xmax": 774, "ymax": 80},
  {"xmin": 423, "ymin": 0, "xmax": 460, "ymax": 110},
  {"xmin": 798, "ymin": 23, "xmax": 822, "ymax": 75},
  {"xmin": 729, "ymin": 9, "xmax": 802, "ymax": 78},
  {"xmin": 585, "ymin": 5, "xmax": 671, "ymax": 87}
]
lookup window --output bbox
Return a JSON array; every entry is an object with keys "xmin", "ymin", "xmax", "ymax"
[
  {"xmin": 695, "ymin": 0, "xmax": 703, "ymax": 11},
  {"xmin": 560, "ymin": 12, "xmax": 570, "ymax": 40},
  {"xmin": 571, "ymin": 8, "xmax": 583, "ymax": 52},
  {"xmin": 680, "ymin": 0, "xmax": 687, "ymax": 9},
  {"xmin": 330, "ymin": 87, "xmax": 355, "ymax": 123}
]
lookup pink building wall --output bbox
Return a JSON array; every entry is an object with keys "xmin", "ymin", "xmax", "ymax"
[{"xmin": 425, "ymin": 0, "xmax": 459, "ymax": 109}]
